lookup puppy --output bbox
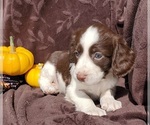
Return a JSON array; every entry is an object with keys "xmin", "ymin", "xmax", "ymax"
[{"xmin": 39, "ymin": 23, "xmax": 135, "ymax": 116}]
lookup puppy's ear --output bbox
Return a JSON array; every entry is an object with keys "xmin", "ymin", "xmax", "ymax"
[
  {"xmin": 69, "ymin": 28, "xmax": 83, "ymax": 63},
  {"xmin": 69, "ymin": 31, "xmax": 77, "ymax": 63},
  {"xmin": 112, "ymin": 36, "xmax": 135, "ymax": 77},
  {"xmin": 69, "ymin": 34, "xmax": 76, "ymax": 63}
]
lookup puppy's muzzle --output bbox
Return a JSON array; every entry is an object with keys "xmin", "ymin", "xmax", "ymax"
[{"xmin": 77, "ymin": 72, "xmax": 87, "ymax": 82}]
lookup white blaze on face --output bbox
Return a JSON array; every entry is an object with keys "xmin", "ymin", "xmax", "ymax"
[
  {"xmin": 73, "ymin": 26, "xmax": 105, "ymax": 85},
  {"xmin": 80, "ymin": 26, "xmax": 100, "ymax": 49}
]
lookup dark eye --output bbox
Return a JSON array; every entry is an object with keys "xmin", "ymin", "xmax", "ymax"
[
  {"xmin": 74, "ymin": 50, "xmax": 80, "ymax": 58},
  {"xmin": 94, "ymin": 52, "xmax": 103, "ymax": 60}
]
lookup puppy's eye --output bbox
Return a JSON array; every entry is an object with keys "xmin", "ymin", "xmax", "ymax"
[
  {"xmin": 74, "ymin": 51, "xmax": 80, "ymax": 58},
  {"xmin": 94, "ymin": 52, "xmax": 103, "ymax": 60}
]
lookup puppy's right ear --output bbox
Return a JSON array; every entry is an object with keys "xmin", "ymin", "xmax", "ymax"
[
  {"xmin": 69, "ymin": 32, "xmax": 77, "ymax": 63},
  {"xmin": 69, "ymin": 28, "xmax": 83, "ymax": 63}
]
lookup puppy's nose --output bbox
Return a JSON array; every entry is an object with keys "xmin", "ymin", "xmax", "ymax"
[{"xmin": 77, "ymin": 73, "xmax": 87, "ymax": 82}]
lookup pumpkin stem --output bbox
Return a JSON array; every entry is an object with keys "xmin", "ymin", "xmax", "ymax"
[
  {"xmin": 10, "ymin": 36, "xmax": 15, "ymax": 53},
  {"xmin": 37, "ymin": 63, "xmax": 43, "ymax": 69}
]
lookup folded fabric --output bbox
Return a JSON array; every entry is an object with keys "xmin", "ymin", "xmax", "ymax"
[
  {"xmin": 3, "ymin": 80, "xmax": 147, "ymax": 125},
  {"xmin": 123, "ymin": 0, "xmax": 147, "ymax": 105}
]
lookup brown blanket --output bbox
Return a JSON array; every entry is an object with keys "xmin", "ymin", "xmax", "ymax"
[{"xmin": 3, "ymin": 79, "xmax": 147, "ymax": 125}]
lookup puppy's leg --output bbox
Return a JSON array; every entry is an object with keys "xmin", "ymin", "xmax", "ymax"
[
  {"xmin": 65, "ymin": 81, "xmax": 106, "ymax": 116},
  {"xmin": 39, "ymin": 61, "xmax": 59, "ymax": 94},
  {"xmin": 100, "ymin": 89, "xmax": 122, "ymax": 112}
]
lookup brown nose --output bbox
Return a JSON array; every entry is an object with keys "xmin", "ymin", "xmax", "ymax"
[{"xmin": 77, "ymin": 73, "xmax": 87, "ymax": 82}]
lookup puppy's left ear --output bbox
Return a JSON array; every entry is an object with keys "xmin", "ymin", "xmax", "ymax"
[{"xmin": 112, "ymin": 36, "xmax": 135, "ymax": 77}]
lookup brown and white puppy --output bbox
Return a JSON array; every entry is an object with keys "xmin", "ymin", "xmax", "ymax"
[{"xmin": 39, "ymin": 23, "xmax": 135, "ymax": 116}]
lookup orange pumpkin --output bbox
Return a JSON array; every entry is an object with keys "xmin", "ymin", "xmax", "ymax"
[
  {"xmin": 0, "ymin": 36, "xmax": 34, "ymax": 76},
  {"xmin": 25, "ymin": 63, "xmax": 43, "ymax": 87}
]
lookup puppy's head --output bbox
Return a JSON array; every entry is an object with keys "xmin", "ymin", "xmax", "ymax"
[{"xmin": 69, "ymin": 23, "xmax": 135, "ymax": 85}]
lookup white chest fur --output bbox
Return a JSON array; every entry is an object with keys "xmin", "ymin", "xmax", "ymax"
[{"xmin": 64, "ymin": 70, "xmax": 118, "ymax": 102}]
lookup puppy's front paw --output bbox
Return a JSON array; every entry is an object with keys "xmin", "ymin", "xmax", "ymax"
[
  {"xmin": 100, "ymin": 97, "xmax": 122, "ymax": 112},
  {"xmin": 40, "ymin": 82, "xmax": 59, "ymax": 94},
  {"xmin": 79, "ymin": 106, "xmax": 107, "ymax": 116}
]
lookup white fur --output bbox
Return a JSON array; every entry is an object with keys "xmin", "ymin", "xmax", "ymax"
[
  {"xmin": 80, "ymin": 26, "xmax": 99, "ymax": 48},
  {"xmin": 56, "ymin": 72, "xmax": 66, "ymax": 94},
  {"xmin": 39, "ymin": 61, "xmax": 59, "ymax": 94},
  {"xmin": 100, "ymin": 89, "xmax": 122, "ymax": 112},
  {"xmin": 39, "ymin": 25, "xmax": 122, "ymax": 116}
]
